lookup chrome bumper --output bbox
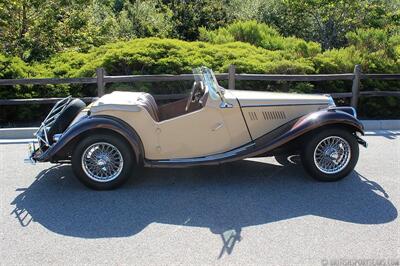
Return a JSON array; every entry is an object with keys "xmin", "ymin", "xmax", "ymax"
[
  {"xmin": 23, "ymin": 96, "xmax": 72, "ymax": 165},
  {"xmin": 24, "ymin": 141, "xmax": 38, "ymax": 165},
  {"xmin": 356, "ymin": 136, "xmax": 368, "ymax": 148}
]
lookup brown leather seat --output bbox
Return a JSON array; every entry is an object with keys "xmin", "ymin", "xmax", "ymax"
[{"xmin": 137, "ymin": 93, "xmax": 160, "ymax": 122}]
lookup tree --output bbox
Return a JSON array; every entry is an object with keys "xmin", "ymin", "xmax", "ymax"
[
  {"xmin": 258, "ymin": 0, "xmax": 398, "ymax": 50},
  {"xmin": 0, "ymin": 0, "xmax": 120, "ymax": 61},
  {"xmin": 163, "ymin": 0, "xmax": 231, "ymax": 40},
  {"xmin": 117, "ymin": 0, "xmax": 174, "ymax": 39}
]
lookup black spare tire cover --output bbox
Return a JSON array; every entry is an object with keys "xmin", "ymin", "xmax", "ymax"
[{"xmin": 47, "ymin": 98, "xmax": 86, "ymax": 144}]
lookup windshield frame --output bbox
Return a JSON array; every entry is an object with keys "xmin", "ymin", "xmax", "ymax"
[{"xmin": 193, "ymin": 67, "xmax": 223, "ymax": 101}]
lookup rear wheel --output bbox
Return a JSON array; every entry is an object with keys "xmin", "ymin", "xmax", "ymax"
[
  {"xmin": 72, "ymin": 134, "xmax": 134, "ymax": 190},
  {"xmin": 301, "ymin": 128, "xmax": 359, "ymax": 182}
]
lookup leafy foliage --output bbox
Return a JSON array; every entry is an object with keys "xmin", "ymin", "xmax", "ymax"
[{"xmin": 0, "ymin": 1, "xmax": 399, "ymax": 121}]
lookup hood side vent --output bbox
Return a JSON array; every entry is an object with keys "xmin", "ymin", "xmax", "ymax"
[
  {"xmin": 248, "ymin": 111, "xmax": 258, "ymax": 121},
  {"xmin": 262, "ymin": 111, "xmax": 286, "ymax": 120}
]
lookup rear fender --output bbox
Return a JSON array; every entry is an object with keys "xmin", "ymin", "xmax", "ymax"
[{"xmin": 34, "ymin": 115, "xmax": 144, "ymax": 163}]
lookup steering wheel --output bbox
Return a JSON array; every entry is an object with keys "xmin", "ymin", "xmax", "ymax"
[{"xmin": 185, "ymin": 81, "xmax": 204, "ymax": 112}]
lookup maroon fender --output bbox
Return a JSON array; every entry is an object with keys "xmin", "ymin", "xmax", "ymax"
[
  {"xmin": 289, "ymin": 108, "xmax": 363, "ymax": 138},
  {"xmin": 248, "ymin": 107, "xmax": 364, "ymax": 158},
  {"xmin": 34, "ymin": 115, "xmax": 144, "ymax": 164}
]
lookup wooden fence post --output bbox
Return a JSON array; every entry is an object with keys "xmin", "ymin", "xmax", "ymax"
[
  {"xmin": 96, "ymin": 68, "xmax": 105, "ymax": 97},
  {"xmin": 351, "ymin": 64, "xmax": 361, "ymax": 109},
  {"xmin": 228, "ymin": 65, "xmax": 236, "ymax": 90}
]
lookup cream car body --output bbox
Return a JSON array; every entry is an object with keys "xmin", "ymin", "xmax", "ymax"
[{"xmin": 89, "ymin": 89, "xmax": 329, "ymax": 160}]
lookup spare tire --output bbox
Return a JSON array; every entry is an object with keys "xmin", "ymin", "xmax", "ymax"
[{"xmin": 47, "ymin": 98, "xmax": 86, "ymax": 144}]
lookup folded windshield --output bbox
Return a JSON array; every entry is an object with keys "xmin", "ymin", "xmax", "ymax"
[{"xmin": 192, "ymin": 67, "xmax": 222, "ymax": 100}]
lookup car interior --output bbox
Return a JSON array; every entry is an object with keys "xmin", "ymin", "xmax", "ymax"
[{"xmin": 137, "ymin": 81, "xmax": 207, "ymax": 122}]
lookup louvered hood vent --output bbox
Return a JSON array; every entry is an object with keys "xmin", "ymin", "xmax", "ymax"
[
  {"xmin": 262, "ymin": 111, "xmax": 286, "ymax": 120},
  {"xmin": 248, "ymin": 111, "xmax": 286, "ymax": 121}
]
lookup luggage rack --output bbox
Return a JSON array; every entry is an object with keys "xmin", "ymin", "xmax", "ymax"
[{"xmin": 35, "ymin": 96, "xmax": 72, "ymax": 147}]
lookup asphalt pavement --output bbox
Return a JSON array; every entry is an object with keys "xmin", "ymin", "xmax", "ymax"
[{"xmin": 1, "ymin": 132, "xmax": 399, "ymax": 265}]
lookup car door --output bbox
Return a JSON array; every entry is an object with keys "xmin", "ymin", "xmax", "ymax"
[{"xmin": 154, "ymin": 103, "xmax": 231, "ymax": 160}]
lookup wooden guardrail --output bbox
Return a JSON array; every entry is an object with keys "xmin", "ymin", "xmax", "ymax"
[{"xmin": 0, "ymin": 65, "xmax": 399, "ymax": 110}]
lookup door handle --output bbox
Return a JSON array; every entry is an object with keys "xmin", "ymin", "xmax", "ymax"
[{"xmin": 212, "ymin": 122, "xmax": 224, "ymax": 131}]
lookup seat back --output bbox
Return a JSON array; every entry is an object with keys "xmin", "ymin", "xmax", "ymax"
[{"xmin": 137, "ymin": 93, "xmax": 160, "ymax": 122}]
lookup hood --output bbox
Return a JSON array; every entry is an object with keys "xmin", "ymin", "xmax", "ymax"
[{"xmin": 227, "ymin": 90, "xmax": 331, "ymax": 107}]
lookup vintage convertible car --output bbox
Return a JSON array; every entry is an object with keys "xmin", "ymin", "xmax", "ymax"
[{"xmin": 26, "ymin": 67, "xmax": 367, "ymax": 190}]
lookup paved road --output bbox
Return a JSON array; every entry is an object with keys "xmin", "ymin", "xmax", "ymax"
[{"xmin": 1, "ymin": 132, "xmax": 399, "ymax": 265}]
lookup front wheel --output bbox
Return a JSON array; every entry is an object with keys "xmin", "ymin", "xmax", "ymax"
[
  {"xmin": 301, "ymin": 128, "xmax": 359, "ymax": 182},
  {"xmin": 72, "ymin": 134, "xmax": 134, "ymax": 190}
]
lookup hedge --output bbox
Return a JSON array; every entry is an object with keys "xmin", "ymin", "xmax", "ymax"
[{"xmin": 0, "ymin": 34, "xmax": 399, "ymax": 120}]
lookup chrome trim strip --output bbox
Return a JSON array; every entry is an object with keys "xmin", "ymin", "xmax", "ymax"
[{"xmin": 241, "ymin": 103, "xmax": 328, "ymax": 108}]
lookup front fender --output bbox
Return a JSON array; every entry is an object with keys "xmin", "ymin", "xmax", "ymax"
[
  {"xmin": 291, "ymin": 107, "xmax": 364, "ymax": 136},
  {"xmin": 253, "ymin": 108, "xmax": 364, "ymax": 152},
  {"xmin": 34, "ymin": 115, "xmax": 144, "ymax": 163}
]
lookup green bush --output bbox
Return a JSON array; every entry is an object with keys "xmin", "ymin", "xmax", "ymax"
[
  {"xmin": 0, "ymin": 54, "xmax": 30, "ymax": 99},
  {"xmin": 0, "ymin": 54, "xmax": 29, "ymax": 79},
  {"xmin": 40, "ymin": 38, "xmax": 316, "ymax": 78}
]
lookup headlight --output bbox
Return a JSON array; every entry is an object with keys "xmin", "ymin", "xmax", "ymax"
[
  {"xmin": 350, "ymin": 107, "xmax": 357, "ymax": 118},
  {"xmin": 327, "ymin": 95, "xmax": 336, "ymax": 107}
]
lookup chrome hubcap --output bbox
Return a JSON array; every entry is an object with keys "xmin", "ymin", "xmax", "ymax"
[
  {"xmin": 313, "ymin": 136, "xmax": 351, "ymax": 174},
  {"xmin": 81, "ymin": 142, "xmax": 124, "ymax": 182}
]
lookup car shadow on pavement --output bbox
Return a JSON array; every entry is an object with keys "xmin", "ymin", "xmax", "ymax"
[{"xmin": 10, "ymin": 160, "xmax": 397, "ymax": 257}]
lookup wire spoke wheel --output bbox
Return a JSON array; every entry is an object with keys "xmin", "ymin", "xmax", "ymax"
[
  {"xmin": 81, "ymin": 142, "xmax": 124, "ymax": 182},
  {"xmin": 313, "ymin": 136, "xmax": 351, "ymax": 174}
]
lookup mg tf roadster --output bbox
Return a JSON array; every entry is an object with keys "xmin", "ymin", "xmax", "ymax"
[{"xmin": 26, "ymin": 67, "xmax": 367, "ymax": 190}]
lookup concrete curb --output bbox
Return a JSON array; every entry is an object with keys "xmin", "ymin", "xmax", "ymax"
[
  {"xmin": 0, "ymin": 120, "xmax": 399, "ymax": 140},
  {"xmin": 0, "ymin": 127, "xmax": 37, "ymax": 139},
  {"xmin": 361, "ymin": 120, "xmax": 400, "ymax": 130}
]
